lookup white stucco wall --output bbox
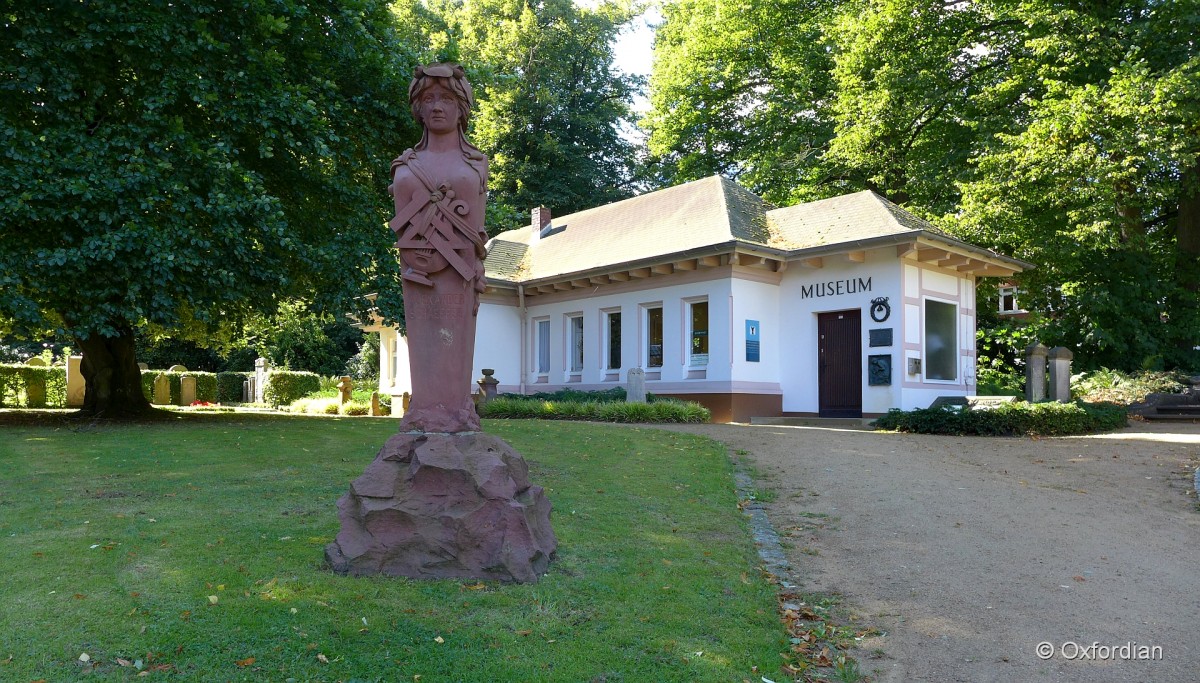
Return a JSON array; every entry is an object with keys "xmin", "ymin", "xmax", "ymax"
[
  {"xmin": 474, "ymin": 300, "xmax": 523, "ymax": 393},
  {"xmin": 899, "ymin": 263, "xmax": 977, "ymax": 410},
  {"xmin": 778, "ymin": 250, "xmax": 902, "ymax": 415},
  {"xmin": 729, "ymin": 275, "xmax": 783, "ymax": 391}
]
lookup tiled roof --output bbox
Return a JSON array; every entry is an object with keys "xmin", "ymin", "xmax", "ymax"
[
  {"xmin": 764, "ymin": 190, "xmax": 944, "ymax": 249},
  {"xmin": 483, "ymin": 176, "xmax": 1022, "ymax": 283}
]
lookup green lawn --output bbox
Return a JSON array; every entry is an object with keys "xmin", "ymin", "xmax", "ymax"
[{"xmin": 0, "ymin": 414, "xmax": 784, "ymax": 681}]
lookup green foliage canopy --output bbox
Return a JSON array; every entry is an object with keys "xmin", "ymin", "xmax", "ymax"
[{"xmin": 0, "ymin": 0, "xmax": 417, "ymax": 348}]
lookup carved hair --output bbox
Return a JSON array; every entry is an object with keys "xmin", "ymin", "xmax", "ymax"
[{"xmin": 408, "ymin": 62, "xmax": 474, "ymax": 135}]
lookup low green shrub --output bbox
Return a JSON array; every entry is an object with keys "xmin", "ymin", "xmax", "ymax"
[
  {"xmin": 0, "ymin": 364, "xmax": 67, "ymax": 408},
  {"xmin": 1072, "ymin": 368, "xmax": 1188, "ymax": 405},
  {"xmin": 262, "ymin": 371, "xmax": 321, "ymax": 408},
  {"xmin": 481, "ymin": 397, "xmax": 709, "ymax": 423},
  {"xmin": 340, "ymin": 400, "xmax": 370, "ymax": 416},
  {"xmin": 322, "ymin": 400, "xmax": 341, "ymax": 415},
  {"xmin": 873, "ymin": 400, "xmax": 1127, "ymax": 436}
]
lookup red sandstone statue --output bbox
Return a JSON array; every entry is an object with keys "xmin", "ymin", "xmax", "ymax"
[
  {"xmin": 389, "ymin": 63, "xmax": 489, "ymax": 433},
  {"xmin": 326, "ymin": 64, "xmax": 556, "ymax": 582}
]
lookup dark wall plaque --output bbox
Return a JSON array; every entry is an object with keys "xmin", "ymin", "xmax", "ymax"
[
  {"xmin": 868, "ymin": 354, "xmax": 892, "ymax": 386},
  {"xmin": 869, "ymin": 328, "xmax": 893, "ymax": 347}
]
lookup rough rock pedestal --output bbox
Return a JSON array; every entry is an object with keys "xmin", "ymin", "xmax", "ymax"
[{"xmin": 326, "ymin": 432, "xmax": 556, "ymax": 583}]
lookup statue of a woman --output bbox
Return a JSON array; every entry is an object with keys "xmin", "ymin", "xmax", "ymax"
[{"xmin": 389, "ymin": 63, "xmax": 489, "ymax": 433}]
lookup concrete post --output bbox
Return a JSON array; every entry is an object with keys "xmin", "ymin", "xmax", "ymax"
[
  {"xmin": 1048, "ymin": 346, "xmax": 1074, "ymax": 403},
  {"xmin": 1024, "ymin": 343, "xmax": 1048, "ymax": 403},
  {"xmin": 626, "ymin": 367, "xmax": 647, "ymax": 403}
]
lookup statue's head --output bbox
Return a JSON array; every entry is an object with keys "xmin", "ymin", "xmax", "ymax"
[{"xmin": 408, "ymin": 63, "xmax": 474, "ymax": 136}]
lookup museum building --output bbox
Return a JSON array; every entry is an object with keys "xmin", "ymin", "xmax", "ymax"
[{"xmin": 369, "ymin": 175, "xmax": 1030, "ymax": 422}]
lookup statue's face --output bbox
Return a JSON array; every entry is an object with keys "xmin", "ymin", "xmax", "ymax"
[{"xmin": 417, "ymin": 82, "xmax": 461, "ymax": 135}]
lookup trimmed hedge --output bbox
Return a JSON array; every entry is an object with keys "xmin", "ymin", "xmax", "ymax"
[
  {"xmin": 217, "ymin": 372, "xmax": 248, "ymax": 403},
  {"xmin": 0, "ymin": 364, "xmax": 67, "ymax": 408},
  {"xmin": 480, "ymin": 397, "xmax": 710, "ymax": 423},
  {"xmin": 139, "ymin": 370, "xmax": 218, "ymax": 404},
  {"xmin": 873, "ymin": 400, "xmax": 1128, "ymax": 436},
  {"xmin": 503, "ymin": 387, "xmax": 664, "ymax": 403},
  {"xmin": 263, "ymin": 371, "xmax": 321, "ymax": 408}
]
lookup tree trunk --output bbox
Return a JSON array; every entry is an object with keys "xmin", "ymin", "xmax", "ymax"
[
  {"xmin": 75, "ymin": 327, "xmax": 152, "ymax": 417},
  {"xmin": 1178, "ymin": 158, "xmax": 1200, "ymax": 290}
]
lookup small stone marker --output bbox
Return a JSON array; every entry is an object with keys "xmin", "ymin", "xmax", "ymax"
[
  {"xmin": 626, "ymin": 367, "xmax": 646, "ymax": 403},
  {"xmin": 476, "ymin": 369, "xmax": 499, "ymax": 404},
  {"xmin": 152, "ymin": 374, "xmax": 171, "ymax": 405},
  {"xmin": 1024, "ymin": 342, "xmax": 1048, "ymax": 403},
  {"xmin": 337, "ymin": 376, "xmax": 353, "ymax": 405},
  {"xmin": 168, "ymin": 364, "xmax": 188, "ymax": 373},
  {"xmin": 137, "ymin": 362, "xmax": 149, "ymax": 371},
  {"xmin": 966, "ymin": 395, "xmax": 1018, "ymax": 409},
  {"xmin": 402, "ymin": 391, "xmax": 411, "ymax": 413},
  {"xmin": 1048, "ymin": 346, "xmax": 1073, "ymax": 403},
  {"xmin": 25, "ymin": 372, "xmax": 47, "ymax": 407},
  {"xmin": 24, "ymin": 357, "xmax": 46, "ymax": 367},
  {"xmin": 370, "ymin": 391, "xmax": 382, "ymax": 417},
  {"xmin": 180, "ymin": 375, "xmax": 197, "ymax": 405},
  {"xmin": 65, "ymin": 355, "xmax": 85, "ymax": 407}
]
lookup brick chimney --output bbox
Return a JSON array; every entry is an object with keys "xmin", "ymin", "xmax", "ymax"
[{"xmin": 531, "ymin": 206, "xmax": 551, "ymax": 241}]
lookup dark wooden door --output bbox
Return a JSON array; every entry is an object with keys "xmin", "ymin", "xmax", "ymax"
[{"xmin": 818, "ymin": 309, "xmax": 862, "ymax": 418}]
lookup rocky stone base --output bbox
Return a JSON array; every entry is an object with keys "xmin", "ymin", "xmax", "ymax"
[{"xmin": 325, "ymin": 431, "xmax": 556, "ymax": 583}]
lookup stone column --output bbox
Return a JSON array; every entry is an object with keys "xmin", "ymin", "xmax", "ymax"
[
  {"xmin": 254, "ymin": 358, "xmax": 268, "ymax": 404},
  {"xmin": 626, "ymin": 367, "xmax": 647, "ymax": 403},
  {"xmin": 65, "ymin": 355, "xmax": 85, "ymax": 407},
  {"xmin": 1048, "ymin": 346, "xmax": 1074, "ymax": 403},
  {"xmin": 180, "ymin": 375, "xmax": 197, "ymax": 405},
  {"xmin": 1024, "ymin": 343, "xmax": 1048, "ymax": 403},
  {"xmin": 476, "ymin": 369, "xmax": 499, "ymax": 405}
]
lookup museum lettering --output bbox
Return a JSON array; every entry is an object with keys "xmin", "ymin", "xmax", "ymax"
[{"xmin": 800, "ymin": 277, "xmax": 872, "ymax": 299}]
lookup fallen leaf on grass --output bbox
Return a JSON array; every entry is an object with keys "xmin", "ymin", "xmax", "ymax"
[
  {"xmin": 235, "ymin": 657, "xmax": 256, "ymax": 667},
  {"xmin": 1072, "ymin": 575, "xmax": 1086, "ymax": 582},
  {"xmin": 73, "ymin": 594, "xmax": 86, "ymax": 600},
  {"xmin": 317, "ymin": 653, "xmax": 329, "ymax": 663},
  {"xmin": 78, "ymin": 653, "xmax": 91, "ymax": 663},
  {"xmin": 434, "ymin": 636, "xmax": 445, "ymax": 644},
  {"xmin": 208, "ymin": 595, "xmax": 219, "ymax": 605},
  {"xmin": 515, "ymin": 630, "xmax": 532, "ymax": 637},
  {"xmin": 116, "ymin": 658, "xmax": 132, "ymax": 667}
]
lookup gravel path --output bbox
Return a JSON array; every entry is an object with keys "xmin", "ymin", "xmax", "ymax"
[{"xmin": 657, "ymin": 421, "xmax": 1200, "ymax": 683}]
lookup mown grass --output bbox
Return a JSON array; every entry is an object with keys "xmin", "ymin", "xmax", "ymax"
[{"xmin": 0, "ymin": 414, "xmax": 783, "ymax": 681}]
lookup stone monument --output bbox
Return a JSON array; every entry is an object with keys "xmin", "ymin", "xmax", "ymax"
[{"xmin": 326, "ymin": 64, "xmax": 555, "ymax": 583}]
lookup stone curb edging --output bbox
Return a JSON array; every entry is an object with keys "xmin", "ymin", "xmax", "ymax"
[{"xmin": 730, "ymin": 457, "xmax": 797, "ymax": 589}]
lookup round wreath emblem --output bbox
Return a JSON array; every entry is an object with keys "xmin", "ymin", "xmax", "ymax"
[{"xmin": 869, "ymin": 296, "xmax": 891, "ymax": 323}]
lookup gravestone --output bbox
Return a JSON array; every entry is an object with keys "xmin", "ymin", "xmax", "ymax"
[
  {"xmin": 65, "ymin": 355, "xmax": 85, "ymax": 407},
  {"xmin": 326, "ymin": 64, "xmax": 554, "ymax": 583},
  {"xmin": 24, "ymin": 357, "xmax": 46, "ymax": 367},
  {"xmin": 626, "ymin": 367, "xmax": 647, "ymax": 403},
  {"xmin": 137, "ymin": 362, "xmax": 149, "ymax": 371},
  {"xmin": 168, "ymin": 364, "xmax": 188, "ymax": 373},
  {"xmin": 370, "ymin": 391, "xmax": 382, "ymax": 417},
  {"xmin": 24, "ymin": 363, "xmax": 46, "ymax": 407},
  {"xmin": 337, "ymin": 376, "xmax": 353, "ymax": 405},
  {"xmin": 1024, "ymin": 342, "xmax": 1048, "ymax": 403},
  {"xmin": 152, "ymin": 374, "xmax": 171, "ymax": 405},
  {"xmin": 1048, "ymin": 346, "xmax": 1073, "ymax": 403},
  {"xmin": 180, "ymin": 375, "xmax": 197, "ymax": 405}
]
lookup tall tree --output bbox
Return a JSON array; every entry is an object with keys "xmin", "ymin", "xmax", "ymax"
[
  {"xmin": 430, "ymin": 0, "xmax": 642, "ymax": 231},
  {"xmin": 0, "ymin": 0, "xmax": 419, "ymax": 415},
  {"xmin": 646, "ymin": 0, "xmax": 1200, "ymax": 369}
]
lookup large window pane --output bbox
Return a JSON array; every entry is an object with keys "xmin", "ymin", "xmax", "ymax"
[
  {"xmin": 607, "ymin": 311, "xmax": 621, "ymax": 370},
  {"xmin": 690, "ymin": 300, "xmax": 708, "ymax": 366},
  {"xmin": 647, "ymin": 307, "xmax": 663, "ymax": 368},
  {"xmin": 569, "ymin": 315, "xmax": 584, "ymax": 372},
  {"xmin": 924, "ymin": 300, "xmax": 957, "ymax": 381},
  {"xmin": 537, "ymin": 320, "xmax": 550, "ymax": 373}
]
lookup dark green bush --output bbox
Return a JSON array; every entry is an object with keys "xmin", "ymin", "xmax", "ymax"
[
  {"xmin": 0, "ymin": 364, "xmax": 67, "ymax": 408},
  {"xmin": 480, "ymin": 397, "xmax": 709, "ymax": 423},
  {"xmin": 873, "ymin": 400, "xmax": 1127, "ymax": 436},
  {"xmin": 216, "ymin": 372, "xmax": 248, "ymax": 403},
  {"xmin": 263, "ymin": 371, "xmax": 321, "ymax": 407}
]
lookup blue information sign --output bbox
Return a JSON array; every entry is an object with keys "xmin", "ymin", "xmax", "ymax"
[{"xmin": 745, "ymin": 320, "xmax": 760, "ymax": 362}]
